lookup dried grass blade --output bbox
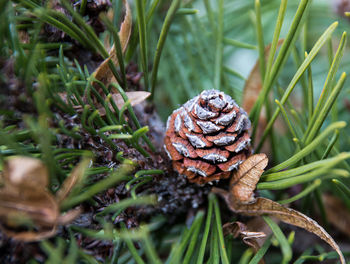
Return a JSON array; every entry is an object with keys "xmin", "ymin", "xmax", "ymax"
[
  {"xmin": 93, "ymin": 0, "xmax": 132, "ymax": 86},
  {"xmin": 56, "ymin": 159, "xmax": 90, "ymax": 204}
]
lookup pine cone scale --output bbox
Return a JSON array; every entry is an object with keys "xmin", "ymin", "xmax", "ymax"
[
  {"xmin": 224, "ymin": 132, "xmax": 250, "ymax": 152},
  {"xmin": 217, "ymin": 153, "xmax": 246, "ymax": 172},
  {"xmin": 193, "ymin": 103, "xmax": 219, "ymax": 119},
  {"xmin": 213, "ymin": 109, "xmax": 237, "ymax": 125},
  {"xmin": 182, "ymin": 111, "xmax": 202, "ymax": 133},
  {"xmin": 184, "ymin": 158, "xmax": 216, "ymax": 176},
  {"xmin": 171, "ymin": 138, "xmax": 198, "ymax": 159},
  {"xmin": 196, "ymin": 120, "xmax": 224, "ymax": 134},
  {"xmin": 206, "ymin": 132, "xmax": 237, "ymax": 145},
  {"xmin": 196, "ymin": 148, "xmax": 229, "ymax": 162},
  {"xmin": 185, "ymin": 133, "xmax": 213, "ymax": 148}
]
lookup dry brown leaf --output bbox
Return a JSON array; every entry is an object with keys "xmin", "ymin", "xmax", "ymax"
[
  {"xmin": 59, "ymin": 91, "xmax": 150, "ymax": 116},
  {"xmin": 1, "ymin": 226, "xmax": 58, "ymax": 242},
  {"xmin": 323, "ymin": 193, "xmax": 350, "ymax": 237},
  {"xmin": 56, "ymin": 159, "xmax": 90, "ymax": 204},
  {"xmin": 0, "ymin": 156, "xmax": 83, "ymax": 241},
  {"xmin": 97, "ymin": 91, "xmax": 151, "ymax": 115},
  {"xmin": 103, "ymin": 8, "xmax": 115, "ymax": 51},
  {"xmin": 0, "ymin": 188, "xmax": 59, "ymax": 228},
  {"xmin": 230, "ymin": 154, "xmax": 268, "ymax": 203},
  {"xmin": 117, "ymin": 0, "xmax": 132, "ymax": 53},
  {"xmin": 93, "ymin": 0, "xmax": 132, "ymax": 86},
  {"xmin": 213, "ymin": 188, "xmax": 345, "ymax": 264},
  {"xmin": 57, "ymin": 207, "xmax": 82, "ymax": 225},
  {"xmin": 3, "ymin": 156, "xmax": 49, "ymax": 190},
  {"xmin": 0, "ymin": 186, "xmax": 60, "ymax": 242},
  {"xmin": 70, "ymin": 1, "xmax": 143, "ymax": 116},
  {"xmin": 212, "ymin": 153, "xmax": 345, "ymax": 264},
  {"xmin": 242, "ymin": 57, "xmax": 263, "ymax": 114},
  {"xmin": 112, "ymin": 91, "xmax": 150, "ymax": 109},
  {"xmin": 246, "ymin": 216, "xmax": 274, "ymax": 247},
  {"xmin": 223, "ymin": 221, "xmax": 265, "ymax": 261}
]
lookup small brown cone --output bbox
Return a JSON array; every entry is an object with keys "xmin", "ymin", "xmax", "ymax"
[{"xmin": 164, "ymin": 90, "xmax": 252, "ymax": 184}]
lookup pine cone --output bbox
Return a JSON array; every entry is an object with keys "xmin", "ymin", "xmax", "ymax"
[{"xmin": 164, "ymin": 90, "xmax": 252, "ymax": 185}]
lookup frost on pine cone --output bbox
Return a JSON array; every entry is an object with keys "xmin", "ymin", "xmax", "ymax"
[{"xmin": 164, "ymin": 90, "xmax": 252, "ymax": 185}]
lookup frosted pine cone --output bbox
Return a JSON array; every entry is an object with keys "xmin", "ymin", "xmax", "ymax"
[{"xmin": 164, "ymin": 90, "xmax": 252, "ymax": 185}]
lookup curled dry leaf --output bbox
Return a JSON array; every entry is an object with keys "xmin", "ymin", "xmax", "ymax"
[
  {"xmin": 60, "ymin": 1, "xmax": 148, "ymax": 116},
  {"xmin": 62, "ymin": 0, "xmax": 147, "ymax": 116},
  {"xmin": 230, "ymin": 153, "xmax": 268, "ymax": 203},
  {"xmin": 57, "ymin": 208, "xmax": 82, "ymax": 225},
  {"xmin": 223, "ymin": 221, "xmax": 265, "ymax": 262},
  {"xmin": 212, "ymin": 153, "xmax": 345, "ymax": 264},
  {"xmin": 112, "ymin": 91, "xmax": 150, "ymax": 109},
  {"xmin": 0, "ymin": 189, "xmax": 59, "ymax": 242},
  {"xmin": 0, "ymin": 156, "xmax": 87, "ymax": 242},
  {"xmin": 97, "ymin": 91, "xmax": 151, "ymax": 115},
  {"xmin": 3, "ymin": 156, "xmax": 49, "ymax": 190},
  {"xmin": 93, "ymin": 0, "xmax": 132, "ymax": 86},
  {"xmin": 245, "ymin": 216, "xmax": 274, "ymax": 247},
  {"xmin": 0, "ymin": 187, "xmax": 59, "ymax": 228},
  {"xmin": 56, "ymin": 158, "xmax": 90, "ymax": 204},
  {"xmin": 59, "ymin": 91, "xmax": 150, "ymax": 115},
  {"xmin": 4, "ymin": 227, "xmax": 58, "ymax": 242}
]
